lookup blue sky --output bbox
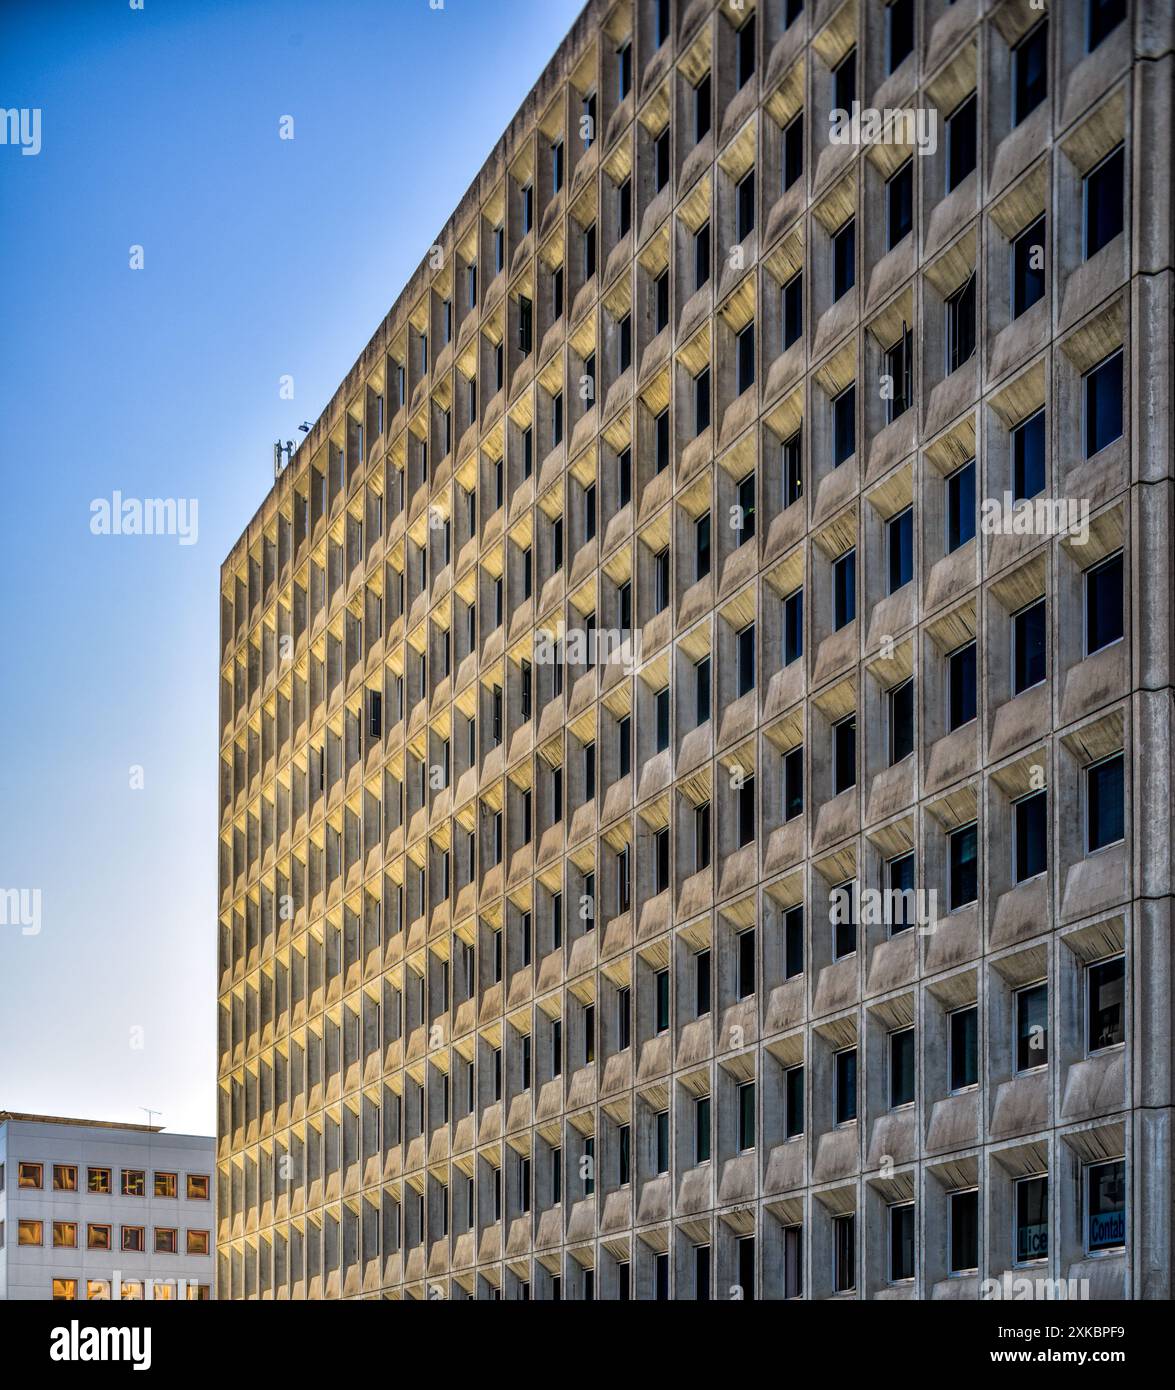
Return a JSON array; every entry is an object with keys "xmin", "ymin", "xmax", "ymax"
[{"xmin": 0, "ymin": 0, "xmax": 584, "ymax": 1136}]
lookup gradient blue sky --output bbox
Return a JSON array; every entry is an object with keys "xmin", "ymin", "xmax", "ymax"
[{"xmin": 0, "ymin": 0, "xmax": 584, "ymax": 1136}]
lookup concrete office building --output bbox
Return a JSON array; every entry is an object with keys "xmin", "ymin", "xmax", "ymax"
[
  {"xmin": 217, "ymin": 0, "xmax": 1174, "ymax": 1298},
  {"xmin": 0, "ymin": 1112, "xmax": 215, "ymax": 1300}
]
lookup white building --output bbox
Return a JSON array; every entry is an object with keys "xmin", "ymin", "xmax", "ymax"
[{"xmin": 0, "ymin": 1111, "xmax": 215, "ymax": 1301}]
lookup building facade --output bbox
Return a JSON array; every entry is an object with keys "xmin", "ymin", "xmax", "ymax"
[
  {"xmin": 217, "ymin": 0, "xmax": 1174, "ymax": 1299},
  {"xmin": 0, "ymin": 1113, "xmax": 214, "ymax": 1300}
]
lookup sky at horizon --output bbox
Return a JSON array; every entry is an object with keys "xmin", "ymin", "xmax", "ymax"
[{"xmin": 0, "ymin": 0, "xmax": 585, "ymax": 1137}]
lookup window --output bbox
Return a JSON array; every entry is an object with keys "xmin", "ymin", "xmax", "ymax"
[
  {"xmin": 655, "ymin": 968, "xmax": 670, "ymax": 1033},
  {"xmin": 552, "ymin": 139, "xmax": 564, "ymax": 195},
  {"xmin": 52, "ymin": 1279, "xmax": 78, "ymax": 1301},
  {"xmin": 53, "ymin": 1222, "xmax": 78, "ymax": 1248},
  {"xmin": 887, "ymin": 852, "xmax": 915, "ymax": 934},
  {"xmin": 834, "ymin": 1214, "xmax": 855, "ymax": 1293},
  {"xmin": 947, "ymin": 275, "xmax": 976, "ymax": 371},
  {"xmin": 833, "ymin": 47, "xmax": 856, "ymax": 112},
  {"xmin": 1013, "ymin": 598, "xmax": 1046, "ymax": 693},
  {"xmin": 618, "ymin": 177, "xmax": 632, "ymax": 237},
  {"xmin": 886, "ymin": 160, "xmax": 913, "ymax": 249},
  {"xmin": 737, "ymin": 623, "xmax": 755, "ymax": 696},
  {"xmin": 584, "ymin": 222, "xmax": 597, "ymax": 279},
  {"xmin": 1015, "ymin": 1175, "xmax": 1049, "ymax": 1264},
  {"xmin": 832, "ymin": 880, "xmax": 856, "ymax": 958},
  {"xmin": 585, "ymin": 482, "xmax": 597, "ymax": 541},
  {"xmin": 187, "ymin": 1174, "xmax": 210, "ymax": 1201},
  {"xmin": 949, "ymin": 1006, "xmax": 979, "ymax": 1091},
  {"xmin": 695, "ymin": 949, "xmax": 711, "ymax": 1016},
  {"xmin": 617, "ymin": 40, "xmax": 632, "ymax": 99},
  {"xmin": 946, "ymin": 459, "xmax": 976, "ymax": 552},
  {"xmin": 617, "ymin": 845, "xmax": 631, "ymax": 912},
  {"xmin": 737, "ymin": 472, "xmax": 756, "ymax": 544},
  {"xmin": 738, "ymin": 1236, "xmax": 756, "ymax": 1300},
  {"xmin": 1016, "ymin": 982, "xmax": 1049, "ymax": 1072},
  {"xmin": 887, "ymin": 507, "xmax": 913, "ymax": 592},
  {"xmin": 52, "ymin": 1164, "xmax": 78, "ymax": 1192},
  {"xmin": 785, "ymin": 1065, "xmax": 804, "ymax": 1138},
  {"xmin": 1084, "ymin": 350, "xmax": 1123, "ymax": 457},
  {"xmin": 737, "ymin": 322, "xmax": 755, "ymax": 393},
  {"xmin": 783, "ymin": 590, "xmax": 803, "ymax": 667},
  {"xmin": 890, "ymin": 1204, "xmax": 915, "ymax": 1282},
  {"xmin": 739, "ymin": 775, "xmax": 755, "ymax": 843},
  {"xmin": 519, "ymin": 295, "xmax": 533, "ymax": 354},
  {"xmin": 656, "ymin": 407, "xmax": 670, "ymax": 471},
  {"xmin": 1088, "ymin": 0, "xmax": 1126, "ymax": 51},
  {"xmin": 783, "ymin": 430, "xmax": 803, "ymax": 506},
  {"xmin": 737, "ymin": 170, "xmax": 755, "ymax": 241},
  {"xmin": 694, "ymin": 73, "xmax": 712, "ymax": 143},
  {"xmin": 88, "ymin": 1167, "xmax": 112, "ymax": 1194},
  {"xmin": 890, "ymin": 1028, "xmax": 915, "ymax": 1107},
  {"xmin": 738, "ymin": 1082, "xmax": 756, "ymax": 1151},
  {"xmin": 694, "ymin": 221, "xmax": 710, "ymax": 289},
  {"xmin": 618, "ymin": 1123, "xmax": 631, "ymax": 1185},
  {"xmin": 738, "ymin": 928, "xmax": 756, "ymax": 999},
  {"xmin": 618, "ymin": 446, "xmax": 633, "ymax": 507},
  {"xmin": 737, "ymin": 13, "xmax": 756, "ymax": 87},
  {"xmin": 122, "ymin": 1169, "xmax": 145, "ymax": 1197},
  {"xmin": 154, "ymin": 1171, "xmax": 177, "ymax": 1199},
  {"xmin": 695, "ymin": 656, "xmax": 711, "ymax": 726},
  {"xmin": 783, "ymin": 745, "xmax": 803, "ymax": 822},
  {"xmin": 695, "ymin": 513, "xmax": 711, "ymax": 580},
  {"xmin": 695, "ymin": 1244, "xmax": 711, "ymax": 1300},
  {"xmin": 889, "ymin": 679, "xmax": 914, "ymax": 764},
  {"xmin": 946, "ymin": 93, "xmax": 977, "ymax": 191},
  {"xmin": 1012, "ymin": 215, "xmax": 1046, "ymax": 317},
  {"xmin": 783, "ymin": 113, "xmax": 803, "ymax": 190},
  {"xmin": 494, "ymin": 225, "xmax": 505, "ymax": 274},
  {"xmin": 832, "ymin": 219, "xmax": 855, "ymax": 300},
  {"xmin": 1087, "ymin": 955, "xmax": 1125, "ymax": 1051},
  {"xmin": 950, "ymin": 823, "xmax": 978, "ymax": 908},
  {"xmin": 949, "ymin": 1190, "xmax": 979, "ymax": 1273},
  {"xmin": 619, "ymin": 714, "xmax": 631, "ymax": 776},
  {"xmin": 1085, "ymin": 553, "xmax": 1123, "ymax": 654},
  {"xmin": 187, "ymin": 1229, "xmax": 210, "ymax": 1256},
  {"xmin": 1013, "ymin": 409, "xmax": 1046, "ymax": 502},
  {"xmin": 655, "ymin": 127, "xmax": 671, "ymax": 192},
  {"xmin": 833, "ymin": 715, "xmax": 856, "ymax": 794},
  {"xmin": 654, "ymin": 271, "xmax": 669, "ymax": 334},
  {"xmin": 1086, "ymin": 1160, "xmax": 1126, "ymax": 1252},
  {"xmin": 1013, "ymin": 21, "xmax": 1048, "ymax": 125},
  {"xmin": 18, "ymin": 1162, "xmax": 42, "ymax": 1188},
  {"xmin": 833, "ymin": 384, "xmax": 855, "ymax": 464},
  {"xmin": 694, "ymin": 365, "xmax": 711, "ymax": 434},
  {"xmin": 18, "ymin": 1219, "xmax": 43, "ymax": 1245},
  {"xmin": 655, "ymin": 826, "xmax": 670, "ymax": 893},
  {"xmin": 521, "ymin": 183, "xmax": 534, "ymax": 235},
  {"xmin": 782, "ymin": 272, "xmax": 802, "ymax": 349},
  {"xmin": 884, "ymin": 330, "xmax": 911, "ymax": 423},
  {"xmin": 87, "ymin": 1223, "xmax": 112, "ymax": 1251},
  {"xmin": 655, "ymin": 0, "xmax": 670, "ymax": 46},
  {"xmin": 1014, "ymin": 789, "xmax": 1048, "ymax": 882},
  {"xmin": 835, "ymin": 1048, "xmax": 857, "ymax": 1123},
  {"xmin": 785, "ymin": 905, "xmax": 804, "ymax": 979},
  {"xmin": 887, "ymin": 0, "xmax": 913, "ymax": 71},
  {"xmin": 122, "ymin": 1226, "xmax": 145, "ymax": 1252},
  {"xmin": 939, "ymin": 636, "xmax": 978, "ymax": 733},
  {"xmin": 1084, "ymin": 147, "xmax": 1124, "ymax": 259},
  {"xmin": 655, "ymin": 1111, "xmax": 670, "ymax": 1174},
  {"xmin": 155, "ymin": 1228, "xmax": 178, "ymax": 1254},
  {"xmin": 654, "ymin": 548, "xmax": 670, "ymax": 613},
  {"xmin": 552, "ymin": 392, "xmax": 564, "ymax": 446},
  {"xmin": 1087, "ymin": 753, "xmax": 1124, "ymax": 852}
]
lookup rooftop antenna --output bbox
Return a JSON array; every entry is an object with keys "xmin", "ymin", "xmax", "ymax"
[
  {"xmin": 274, "ymin": 440, "xmax": 296, "ymax": 480},
  {"xmin": 141, "ymin": 1107, "xmax": 161, "ymax": 1129}
]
